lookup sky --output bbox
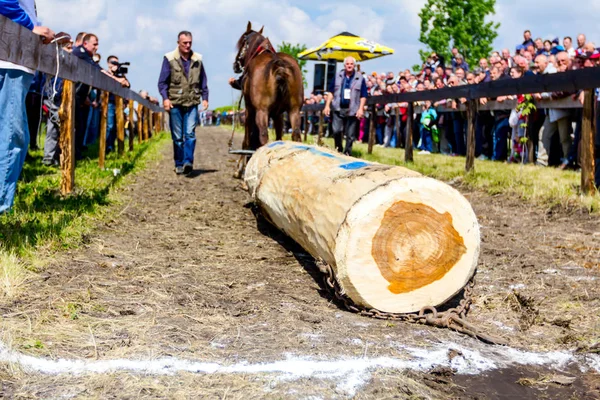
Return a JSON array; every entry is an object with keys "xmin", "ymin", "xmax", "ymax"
[{"xmin": 36, "ymin": 0, "xmax": 600, "ymax": 108}]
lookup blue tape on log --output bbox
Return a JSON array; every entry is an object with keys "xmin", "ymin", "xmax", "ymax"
[
  {"xmin": 338, "ymin": 161, "xmax": 370, "ymax": 170},
  {"xmin": 269, "ymin": 142, "xmax": 371, "ymax": 170}
]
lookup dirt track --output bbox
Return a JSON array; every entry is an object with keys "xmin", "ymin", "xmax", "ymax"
[{"xmin": 1, "ymin": 126, "xmax": 599, "ymax": 399}]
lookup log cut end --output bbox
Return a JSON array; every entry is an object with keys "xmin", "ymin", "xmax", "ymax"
[{"xmin": 335, "ymin": 177, "xmax": 479, "ymax": 314}]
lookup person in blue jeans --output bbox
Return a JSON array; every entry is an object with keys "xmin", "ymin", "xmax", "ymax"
[
  {"xmin": 158, "ymin": 31, "xmax": 209, "ymax": 175},
  {"xmin": 0, "ymin": 1, "xmax": 54, "ymax": 214}
]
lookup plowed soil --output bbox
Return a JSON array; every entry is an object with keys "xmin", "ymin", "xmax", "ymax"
[{"xmin": 1, "ymin": 127, "xmax": 599, "ymax": 399}]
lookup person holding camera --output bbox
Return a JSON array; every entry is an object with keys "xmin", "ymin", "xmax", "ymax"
[
  {"xmin": 158, "ymin": 31, "xmax": 209, "ymax": 175},
  {"xmin": 104, "ymin": 55, "xmax": 130, "ymax": 153}
]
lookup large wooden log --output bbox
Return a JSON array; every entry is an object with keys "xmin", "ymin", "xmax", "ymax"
[{"xmin": 245, "ymin": 142, "xmax": 480, "ymax": 313}]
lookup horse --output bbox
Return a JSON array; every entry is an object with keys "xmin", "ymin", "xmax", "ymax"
[{"xmin": 232, "ymin": 22, "xmax": 304, "ymax": 177}]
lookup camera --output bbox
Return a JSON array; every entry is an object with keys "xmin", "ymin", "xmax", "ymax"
[{"xmin": 109, "ymin": 60, "xmax": 130, "ymax": 78}]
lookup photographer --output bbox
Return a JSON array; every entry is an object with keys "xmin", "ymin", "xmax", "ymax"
[{"xmin": 104, "ymin": 55, "xmax": 130, "ymax": 153}]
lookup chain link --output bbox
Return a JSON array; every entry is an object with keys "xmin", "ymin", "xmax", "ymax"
[{"xmin": 318, "ymin": 261, "xmax": 507, "ymax": 345}]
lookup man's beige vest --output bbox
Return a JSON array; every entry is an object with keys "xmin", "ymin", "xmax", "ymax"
[{"xmin": 165, "ymin": 48, "xmax": 203, "ymax": 107}]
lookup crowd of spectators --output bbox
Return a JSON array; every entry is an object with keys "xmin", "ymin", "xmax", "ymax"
[
  {"xmin": 302, "ymin": 29, "xmax": 600, "ymax": 187},
  {"xmin": 0, "ymin": 3, "xmax": 159, "ymax": 214}
]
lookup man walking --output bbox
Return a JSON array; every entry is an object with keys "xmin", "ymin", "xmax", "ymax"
[
  {"xmin": 323, "ymin": 56, "xmax": 367, "ymax": 156},
  {"xmin": 158, "ymin": 31, "xmax": 209, "ymax": 175},
  {"xmin": 0, "ymin": 0, "xmax": 54, "ymax": 214}
]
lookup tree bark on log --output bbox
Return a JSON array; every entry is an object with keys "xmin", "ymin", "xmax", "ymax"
[{"xmin": 245, "ymin": 142, "xmax": 480, "ymax": 313}]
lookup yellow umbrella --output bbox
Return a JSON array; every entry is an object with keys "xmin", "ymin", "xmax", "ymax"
[{"xmin": 298, "ymin": 32, "xmax": 394, "ymax": 61}]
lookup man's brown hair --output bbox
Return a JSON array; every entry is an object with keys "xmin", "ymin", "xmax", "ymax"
[{"xmin": 82, "ymin": 33, "xmax": 98, "ymax": 44}]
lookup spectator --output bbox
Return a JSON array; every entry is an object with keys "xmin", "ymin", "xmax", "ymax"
[
  {"xmin": 508, "ymin": 67, "xmax": 526, "ymax": 162},
  {"xmin": 563, "ymin": 36, "xmax": 576, "ymax": 58},
  {"xmin": 542, "ymin": 40, "xmax": 552, "ymax": 56},
  {"xmin": 453, "ymin": 54, "xmax": 469, "ymax": 72},
  {"xmin": 522, "ymin": 30, "xmax": 535, "ymax": 48},
  {"xmin": 0, "ymin": 1, "xmax": 55, "ymax": 214},
  {"xmin": 533, "ymin": 54, "xmax": 571, "ymax": 167},
  {"xmin": 419, "ymin": 101, "xmax": 437, "ymax": 154},
  {"xmin": 577, "ymin": 34, "xmax": 586, "ymax": 51},
  {"xmin": 450, "ymin": 48, "xmax": 459, "ymax": 68},
  {"xmin": 488, "ymin": 67, "xmax": 512, "ymax": 161},
  {"xmin": 72, "ymin": 33, "xmax": 101, "ymax": 160},
  {"xmin": 104, "ymin": 55, "xmax": 131, "ymax": 153},
  {"xmin": 158, "ymin": 31, "xmax": 209, "ymax": 175},
  {"xmin": 534, "ymin": 38, "xmax": 544, "ymax": 55},
  {"xmin": 323, "ymin": 56, "xmax": 367, "ymax": 156}
]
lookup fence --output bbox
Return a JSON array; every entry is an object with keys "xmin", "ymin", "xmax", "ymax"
[
  {"xmin": 0, "ymin": 15, "xmax": 167, "ymax": 195},
  {"xmin": 297, "ymin": 68, "xmax": 600, "ymax": 195}
]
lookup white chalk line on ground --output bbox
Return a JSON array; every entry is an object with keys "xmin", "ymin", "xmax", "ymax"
[{"xmin": 1, "ymin": 340, "xmax": 598, "ymax": 396}]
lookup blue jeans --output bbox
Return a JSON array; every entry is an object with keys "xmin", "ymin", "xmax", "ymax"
[
  {"xmin": 419, "ymin": 125, "xmax": 433, "ymax": 152},
  {"xmin": 0, "ymin": 69, "xmax": 34, "ymax": 214},
  {"xmin": 376, "ymin": 123, "xmax": 384, "ymax": 145},
  {"xmin": 452, "ymin": 114, "xmax": 466, "ymax": 155},
  {"xmin": 106, "ymin": 102, "xmax": 116, "ymax": 152},
  {"xmin": 169, "ymin": 105, "xmax": 198, "ymax": 167},
  {"xmin": 492, "ymin": 118, "xmax": 510, "ymax": 161}
]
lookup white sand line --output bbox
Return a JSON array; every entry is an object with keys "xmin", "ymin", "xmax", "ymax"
[{"xmin": 1, "ymin": 340, "xmax": 598, "ymax": 396}]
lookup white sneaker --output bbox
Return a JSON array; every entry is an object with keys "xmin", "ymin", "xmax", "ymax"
[{"xmin": 419, "ymin": 150, "xmax": 431, "ymax": 155}]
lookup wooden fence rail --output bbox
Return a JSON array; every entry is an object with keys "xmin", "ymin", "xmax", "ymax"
[
  {"xmin": 0, "ymin": 15, "xmax": 166, "ymax": 195},
  {"xmin": 296, "ymin": 89, "xmax": 596, "ymax": 195}
]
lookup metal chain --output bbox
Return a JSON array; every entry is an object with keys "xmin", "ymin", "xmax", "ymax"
[{"xmin": 319, "ymin": 261, "xmax": 507, "ymax": 345}]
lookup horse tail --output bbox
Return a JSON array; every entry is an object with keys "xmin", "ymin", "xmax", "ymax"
[{"xmin": 267, "ymin": 57, "xmax": 291, "ymax": 101}]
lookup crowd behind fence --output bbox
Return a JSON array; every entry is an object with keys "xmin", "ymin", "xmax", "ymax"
[
  {"xmin": 0, "ymin": 14, "xmax": 167, "ymax": 204},
  {"xmin": 292, "ymin": 30, "xmax": 599, "ymax": 195}
]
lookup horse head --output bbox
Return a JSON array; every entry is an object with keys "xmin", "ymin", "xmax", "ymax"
[{"xmin": 234, "ymin": 21, "xmax": 264, "ymax": 74}]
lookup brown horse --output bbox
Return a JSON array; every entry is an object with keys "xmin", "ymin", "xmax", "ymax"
[{"xmin": 233, "ymin": 22, "xmax": 304, "ymax": 175}]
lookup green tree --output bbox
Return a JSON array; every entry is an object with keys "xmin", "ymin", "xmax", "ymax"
[
  {"xmin": 418, "ymin": 0, "xmax": 499, "ymax": 69},
  {"xmin": 276, "ymin": 42, "xmax": 308, "ymax": 86}
]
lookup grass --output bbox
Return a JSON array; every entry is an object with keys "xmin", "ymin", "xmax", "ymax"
[
  {"xmin": 0, "ymin": 133, "xmax": 169, "ymax": 297},
  {"xmin": 221, "ymin": 124, "xmax": 600, "ymax": 213}
]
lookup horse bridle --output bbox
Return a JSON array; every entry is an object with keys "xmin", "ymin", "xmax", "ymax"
[{"xmin": 234, "ymin": 32, "xmax": 256, "ymax": 74}]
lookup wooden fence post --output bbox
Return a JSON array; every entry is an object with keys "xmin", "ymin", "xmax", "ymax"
[
  {"xmin": 405, "ymin": 102, "xmax": 414, "ymax": 162},
  {"xmin": 128, "ymin": 99, "xmax": 135, "ymax": 152},
  {"xmin": 59, "ymin": 80, "xmax": 75, "ymax": 195},
  {"xmin": 155, "ymin": 111, "xmax": 161, "ymax": 133},
  {"xmin": 394, "ymin": 107, "xmax": 401, "ymax": 148},
  {"xmin": 316, "ymin": 110, "xmax": 325, "ymax": 146},
  {"xmin": 98, "ymin": 91, "xmax": 108, "ymax": 169},
  {"xmin": 367, "ymin": 105, "xmax": 376, "ymax": 154},
  {"xmin": 581, "ymin": 90, "xmax": 596, "ymax": 195},
  {"xmin": 137, "ymin": 103, "xmax": 143, "ymax": 144},
  {"xmin": 115, "ymin": 96, "xmax": 125, "ymax": 156},
  {"xmin": 465, "ymin": 99, "xmax": 477, "ymax": 173},
  {"xmin": 143, "ymin": 107, "xmax": 149, "ymax": 141}
]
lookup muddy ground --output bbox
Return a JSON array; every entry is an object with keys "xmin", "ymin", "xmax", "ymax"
[{"xmin": 0, "ymin": 126, "xmax": 599, "ymax": 399}]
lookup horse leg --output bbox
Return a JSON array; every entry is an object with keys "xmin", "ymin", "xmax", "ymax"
[
  {"xmin": 234, "ymin": 109, "xmax": 253, "ymax": 179},
  {"xmin": 289, "ymin": 108, "xmax": 302, "ymax": 142},
  {"xmin": 273, "ymin": 114, "xmax": 283, "ymax": 141},
  {"xmin": 256, "ymin": 109, "xmax": 270, "ymax": 146}
]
